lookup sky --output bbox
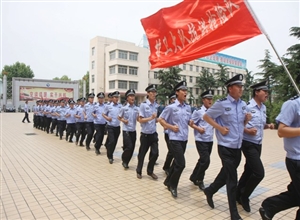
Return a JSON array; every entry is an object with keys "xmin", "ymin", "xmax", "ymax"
[{"xmin": 1, "ymin": 0, "xmax": 300, "ymax": 81}]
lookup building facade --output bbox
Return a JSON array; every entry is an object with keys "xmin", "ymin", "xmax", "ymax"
[
  {"xmin": 90, "ymin": 36, "xmax": 247, "ymax": 105},
  {"xmin": 90, "ymin": 36, "xmax": 149, "ymax": 104}
]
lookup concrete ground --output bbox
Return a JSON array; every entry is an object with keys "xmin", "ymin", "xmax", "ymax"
[{"xmin": 1, "ymin": 113, "xmax": 297, "ymax": 219}]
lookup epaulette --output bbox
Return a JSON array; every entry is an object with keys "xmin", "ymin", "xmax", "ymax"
[
  {"xmin": 143, "ymin": 101, "xmax": 147, "ymax": 103},
  {"xmin": 290, "ymin": 95, "xmax": 299, "ymax": 100},
  {"xmin": 218, "ymin": 98, "xmax": 227, "ymax": 102},
  {"xmin": 247, "ymin": 101, "xmax": 250, "ymax": 105}
]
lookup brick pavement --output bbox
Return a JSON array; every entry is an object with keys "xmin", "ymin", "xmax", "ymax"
[{"xmin": 1, "ymin": 113, "xmax": 297, "ymax": 219}]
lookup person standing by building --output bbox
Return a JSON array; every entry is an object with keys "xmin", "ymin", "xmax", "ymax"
[
  {"xmin": 236, "ymin": 81, "xmax": 274, "ymax": 212},
  {"xmin": 50, "ymin": 100, "xmax": 58, "ymax": 134},
  {"xmin": 22, "ymin": 100, "xmax": 31, "ymax": 123},
  {"xmin": 136, "ymin": 84, "xmax": 159, "ymax": 180},
  {"xmin": 93, "ymin": 92, "xmax": 107, "ymax": 155},
  {"xmin": 118, "ymin": 89, "xmax": 139, "ymax": 169},
  {"xmin": 161, "ymin": 92, "xmax": 176, "ymax": 176},
  {"xmin": 159, "ymin": 81, "xmax": 192, "ymax": 197},
  {"xmin": 189, "ymin": 90, "xmax": 214, "ymax": 191},
  {"xmin": 44, "ymin": 100, "xmax": 53, "ymax": 134},
  {"xmin": 65, "ymin": 100, "xmax": 77, "ymax": 143},
  {"xmin": 259, "ymin": 94, "xmax": 300, "ymax": 220},
  {"xmin": 84, "ymin": 93, "xmax": 95, "ymax": 151},
  {"xmin": 33, "ymin": 100, "xmax": 39, "ymax": 128},
  {"xmin": 75, "ymin": 98, "xmax": 86, "ymax": 147},
  {"xmin": 102, "ymin": 91, "xmax": 122, "ymax": 164},
  {"xmin": 202, "ymin": 74, "xmax": 251, "ymax": 220},
  {"xmin": 56, "ymin": 100, "xmax": 67, "ymax": 140},
  {"xmin": 103, "ymin": 93, "xmax": 113, "ymax": 147}
]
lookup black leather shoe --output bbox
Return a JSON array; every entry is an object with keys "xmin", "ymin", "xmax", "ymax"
[
  {"xmin": 59, "ymin": 137, "xmax": 62, "ymax": 140},
  {"xmin": 86, "ymin": 146, "xmax": 90, "ymax": 151},
  {"xmin": 170, "ymin": 187, "xmax": 177, "ymax": 198},
  {"xmin": 231, "ymin": 213, "xmax": 243, "ymax": 220},
  {"xmin": 122, "ymin": 162, "xmax": 129, "ymax": 169},
  {"xmin": 204, "ymin": 188, "xmax": 214, "ymax": 209},
  {"xmin": 259, "ymin": 207, "xmax": 272, "ymax": 220},
  {"xmin": 240, "ymin": 196, "xmax": 251, "ymax": 212},
  {"xmin": 198, "ymin": 181, "xmax": 205, "ymax": 191},
  {"xmin": 163, "ymin": 181, "xmax": 170, "ymax": 191},
  {"xmin": 69, "ymin": 140, "xmax": 73, "ymax": 143},
  {"xmin": 163, "ymin": 168, "xmax": 170, "ymax": 176},
  {"xmin": 109, "ymin": 159, "xmax": 113, "ymax": 164},
  {"xmin": 137, "ymin": 173, "xmax": 142, "ymax": 179},
  {"xmin": 147, "ymin": 173, "xmax": 158, "ymax": 180},
  {"xmin": 95, "ymin": 149, "xmax": 100, "ymax": 155},
  {"xmin": 79, "ymin": 143, "xmax": 84, "ymax": 147},
  {"xmin": 189, "ymin": 177, "xmax": 199, "ymax": 186}
]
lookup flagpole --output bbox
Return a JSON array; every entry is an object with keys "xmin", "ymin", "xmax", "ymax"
[
  {"xmin": 264, "ymin": 34, "xmax": 300, "ymax": 95},
  {"xmin": 244, "ymin": 0, "xmax": 300, "ymax": 95}
]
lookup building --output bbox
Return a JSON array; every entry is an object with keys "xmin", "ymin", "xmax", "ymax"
[
  {"xmin": 90, "ymin": 36, "xmax": 247, "ymax": 105},
  {"xmin": 90, "ymin": 36, "xmax": 149, "ymax": 104},
  {"xmin": 12, "ymin": 77, "xmax": 79, "ymax": 110}
]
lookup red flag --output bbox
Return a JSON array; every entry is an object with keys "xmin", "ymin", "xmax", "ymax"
[{"xmin": 141, "ymin": 0, "xmax": 262, "ymax": 69}]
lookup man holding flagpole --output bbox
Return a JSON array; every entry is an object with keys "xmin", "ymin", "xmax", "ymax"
[{"xmin": 259, "ymin": 94, "xmax": 300, "ymax": 220}]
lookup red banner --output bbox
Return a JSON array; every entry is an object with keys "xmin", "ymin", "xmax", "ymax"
[{"xmin": 141, "ymin": 0, "xmax": 262, "ymax": 69}]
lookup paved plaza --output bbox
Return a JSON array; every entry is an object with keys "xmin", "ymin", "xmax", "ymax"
[{"xmin": 1, "ymin": 113, "xmax": 297, "ymax": 219}]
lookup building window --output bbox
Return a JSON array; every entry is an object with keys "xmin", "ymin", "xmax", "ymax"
[
  {"xmin": 129, "ymin": 66, "xmax": 138, "ymax": 75},
  {"xmin": 207, "ymin": 68, "xmax": 210, "ymax": 72},
  {"xmin": 109, "ymin": 81, "xmax": 115, "ymax": 89},
  {"xmin": 109, "ymin": 50, "xmax": 116, "ymax": 60},
  {"xmin": 118, "ymin": 65, "xmax": 127, "ymax": 74},
  {"xmin": 91, "ymin": 75, "xmax": 95, "ymax": 83},
  {"xmin": 109, "ymin": 65, "xmax": 116, "ymax": 74},
  {"xmin": 196, "ymin": 66, "xmax": 199, "ymax": 72},
  {"xmin": 182, "ymin": 75, "xmax": 186, "ymax": 81},
  {"xmin": 118, "ymin": 50, "xmax": 128, "ymax": 59},
  {"xmin": 154, "ymin": 71, "xmax": 159, "ymax": 79},
  {"xmin": 189, "ymin": 76, "xmax": 193, "ymax": 83},
  {"xmin": 183, "ymin": 64, "xmax": 186, "ymax": 70},
  {"xmin": 189, "ymin": 65, "xmax": 193, "ymax": 71},
  {"xmin": 91, "ymin": 88, "xmax": 95, "ymax": 93},
  {"xmin": 196, "ymin": 77, "xmax": 200, "ymax": 83},
  {"xmin": 201, "ymin": 67, "xmax": 205, "ymax": 71},
  {"xmin": 212, "ymin": 69, "xmax": 215, "ymax": 74},
  {"xmin": 91, "ymin": 61, "xmax": 95, "ymax": 69},
  {"xmin": 92, "ymin": 47, "xmax": 95, "ymax": 56},
  {"xmin": 129, "ymin": 52, "xmax": 138, "ymax": 61},
  {"xmin": 196, "ymin": 88, "xmax": 199, "ymax": 95},
  {"xmin": 118, "ymin": 80, "xmax": 127, "ymax": 89},
  {"xmin": 129, "ymin": 81, "xmax": 138, "ymax": 90}
]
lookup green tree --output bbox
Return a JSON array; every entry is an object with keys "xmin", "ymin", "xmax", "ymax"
[
  {"xmin": 195, "ymin": 68, "xmax": 217, "ymax": 91},
  {"xmin": 242, "ymin": 69, "xmax": 254, "ymax": 101},
  {"xmin": 1, "ymin": 62, "xmax": 34, "ymax": 99},
  {"xmin": 215, "ymin": 64, "xmax": 230, "ymax": 93},
  {"xmin": 277, "ymin": 26, "xmax": 300, "ymax": 99},
  {"xmin": 156, "ymin": 67, "xmax": 182, "ymax": 103},
  {"xmin": 1, "ymin": 62, "xmax": 34, "ymax": 81},
  {"xmin": 53, "ymin": 75, "xmax": 71, "ymax": 81},
  {"xmin": 255, "ymin": 49, "xmax": 278, "ymax": 104}
]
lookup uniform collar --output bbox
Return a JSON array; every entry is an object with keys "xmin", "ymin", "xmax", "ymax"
[
  {"xmin": 227, "ymin": 94, "xmax": 241, "ymax": 103},
  {"xmin": 146, "ymin": 99, "xmax": 156, "ymax": 106},
  {"xmin": 175, "ymin": 99, "xmax": 186, "ymax": 106},
  {"xmin": 201, "ymin": 105, "xmax": 207, "ymax": 111},
  {"xmin": 126, "ymin": 103, "xmax": 135, "ymax": 107}
]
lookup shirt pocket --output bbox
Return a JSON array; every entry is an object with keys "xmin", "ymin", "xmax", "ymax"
[{"xmin": 224, "ymin": 111, "xmax": 235, "ymax": 122}]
